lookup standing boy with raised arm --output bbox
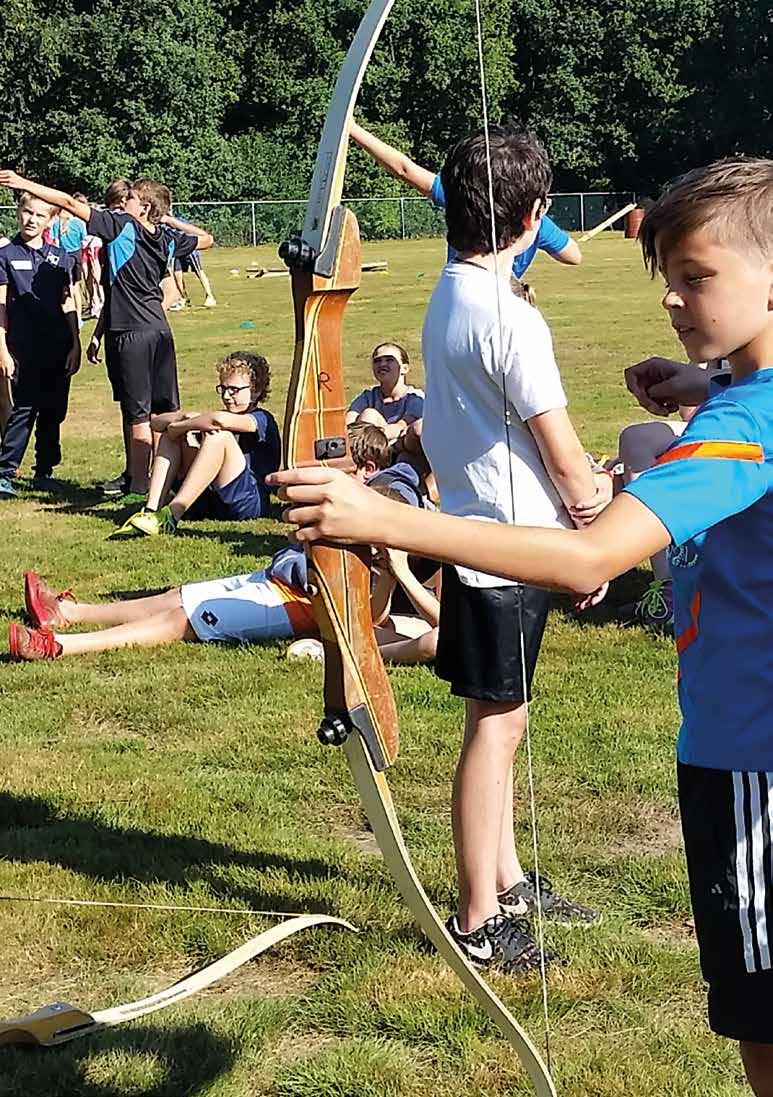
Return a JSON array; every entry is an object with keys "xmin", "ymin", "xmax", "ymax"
[
  {"xmin": 351, "ymin": 121, "xmax": 582, "ymax": 277},
  {"xmin": 0, "ymin": 171, "xmax": 213, "ymax": 499}
]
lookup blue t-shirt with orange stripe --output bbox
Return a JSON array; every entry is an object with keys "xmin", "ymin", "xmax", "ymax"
[{"xmin": 624, "ymin": 369, "xmax": 773, "ymax": 771}]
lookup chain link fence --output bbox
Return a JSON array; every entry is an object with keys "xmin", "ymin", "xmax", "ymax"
[{"xmin": 0, "ymin": 192, "xmax": 637, "ymax": 247}]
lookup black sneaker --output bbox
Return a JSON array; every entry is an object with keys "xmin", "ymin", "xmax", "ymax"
[
  {"xmin": 446, "ymin": 911, "xmax": 551, "ymax": 974},
  {"xmin": 100, "ymin": 472, "xmax": 130, "ymax": 497},
  {"xmin": 31, "ymin": 475, "xmax": 67, "ymax": 492},
  {"xmin": 499, "ymin": 871, "xmax": 601, "ymax": 925}
]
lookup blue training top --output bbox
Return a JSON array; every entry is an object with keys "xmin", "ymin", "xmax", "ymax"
[
  {"xmin": 240, "ymin": 408, "xmax": 282, "ymax": 485},
  {"xmin": 625, "ymin": 370, "xmax": 773, "ymax": 772},
  {"xmin": 0, "ymin": 237, "xmax": 74, "ymax": 355},
  {"xmin": 348, "ymin": 386, "xmax": 424, "ymax": 424},
  {"xmin": 430, "ymin": 174, "xmax": 570, "ymax": 278}
]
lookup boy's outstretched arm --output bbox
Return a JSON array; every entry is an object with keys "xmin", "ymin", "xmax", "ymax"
[
  {"xmin": 267, "ymin": 467, "xmax": 670, "ymax": 595},
  {"xmin": 0, "ymin": 171, "xmax": 90, "ymax": 222},
  {"xmin": 162, "ymin": 213, "xmax": 214, "ymax": 250},
  {"xmin": 350, "ymin": 122, "xmax": 437, "ymax": 197}
]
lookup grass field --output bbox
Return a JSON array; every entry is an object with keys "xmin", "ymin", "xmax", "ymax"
[{"xmin": 0, "ymin": 236, "xmax": 748, "ymax": 1096}]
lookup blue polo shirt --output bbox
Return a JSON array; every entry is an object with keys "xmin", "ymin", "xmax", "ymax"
[
  {"xmin": 0, "ymin": 236, "xmax": 74, "ymax": 357},
  {"xmin": 430, "ymin": 174, "xmax": 570, "ymax": 278},
  {"xmin": 348, "ymin": 386, "xmax": 425, "ymax": 424},
  {"xmin": 625, "ymin": 370, "xmax": 773, "ymax": 772}
]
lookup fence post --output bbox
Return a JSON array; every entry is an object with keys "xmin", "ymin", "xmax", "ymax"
[
  {"xmin": 399, "ymin": 197, "xmax": 406, "ymax": 240},
  {"xmin": 579, "ymin": 194, "xmax": 585, "ymax": 233},
  {"xmin": 250, "ymin": 202, "xmax": 257, "ymax": 247}
]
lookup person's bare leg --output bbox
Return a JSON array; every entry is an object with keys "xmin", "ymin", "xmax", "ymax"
[
  {"xmin": 169, "ymin": 431, "xmax": 246, "ymax": 521},
  {"xmin": 376, "ymin": 626, "xmax": 437, "ymax": 664},
  {"xmin": 452, "ymin": 700, "xmax": 526, "ymax": 931},
  {"xmin": 194, "ymin": 267, "xmax": 215, "ymax": 301},
  {"xmin": 129, "ymin": 421, "xmax": 153, "ymax": 493},
  {"xmin": 496, "ymin": 761, "xmax": 527, "ymax": 892},
  {"xmin": 59, "ymin": 587, "xmax": 182, "ymax": 628},
  {"xmin": 356, "ymin": 408, "xmax": 389, "ymax": 429},
  {"xmin": 146, "ymin": 432, "xmax": 188, "ymax": 511},
  {"xmin": 740, "ymin": 1042, "xmax": 773, "ymax": 1097},
  {"xmin": 56, "ymin": 606, "xmax": 195, "ymax": 655}
]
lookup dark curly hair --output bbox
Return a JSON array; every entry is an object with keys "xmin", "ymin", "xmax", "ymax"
[
  {"xmin": 216, "ymin": 351, "xmax": 271, "ymax": 402},
  {"xmin": 441, "ymin": 122, "xmax": 552, "ymax": 254}
]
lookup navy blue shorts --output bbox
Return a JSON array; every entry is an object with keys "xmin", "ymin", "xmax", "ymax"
[{"xmin": 189, "ymin": 465, "xmax": 268, "ymax": 521}]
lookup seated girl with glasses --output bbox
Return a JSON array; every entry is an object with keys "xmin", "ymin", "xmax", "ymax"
[{"xmin": 113, "ymin": 351, "xmax": 281, "ymax": 537}]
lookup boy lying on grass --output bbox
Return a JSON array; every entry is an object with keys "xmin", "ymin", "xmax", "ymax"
[
  {"xmin": 269, "ymin": 158, "xmax": 773, "ymax": 1095},
  {"xmin": 113, "ymin": 351, "xmax": 281, "ymax": 537}
]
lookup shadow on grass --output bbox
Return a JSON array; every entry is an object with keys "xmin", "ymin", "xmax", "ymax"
[
  {"xmin": 0, "ymin": 1020, "xmax": 237, "ymax": 1097},
  {"xmin": 0, "ymin": 792, "xmax": 347, "ymax": 916}
]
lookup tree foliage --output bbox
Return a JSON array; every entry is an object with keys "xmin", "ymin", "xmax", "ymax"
[{"xmin": 0, "ymin": 0, "xmax": 769, "ymax": 200}]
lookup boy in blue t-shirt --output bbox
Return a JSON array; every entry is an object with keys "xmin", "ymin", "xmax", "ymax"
[
  {"xmin": 271, "ymin": 157, "xmax": 773, "ymax": 1093},
  {"xmin": 350, "ymin": 121, "xmax": 582, "ymax": 278},
  {"xmin": 0, "ymin": 191, "xmax": 80, "ymax": 496},
  {"xmin": 114, "ymin": 350, "xmax": 281, "ymax": 536}
]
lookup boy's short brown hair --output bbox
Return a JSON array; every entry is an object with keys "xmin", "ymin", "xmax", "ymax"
[
  {"xmin": 104, "ymin": 179, "xmax": 132, "ymax": 209},
  {"xmin": 132, "ymin": 178, "xmax": 171, "ymax": 224},
  {"xmin": 216, "ymin": 351, "xmax": 271, "ymax": 402},
  {"xmin": 348, "ymin": 423, "xmax": 391, "ymax": 470},
  {"xmin": 640, "ymin": 157, "xmax": 773, "ymax": 275},
  {"xmin": 441, "ymin": 122, "xmax": 552, "ymax": 254}
]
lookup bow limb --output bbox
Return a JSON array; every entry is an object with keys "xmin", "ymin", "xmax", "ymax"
[
  {"xmin": 0, "ymin": 915, "xmax": 355, "ymax": 1047},
  {"xmin": 280, "ymin": 2, "xmax": 555, "ymax": 1092},
  {"xmin": 344, "ymin": 735, "xmax": 557, "ymax": 1097}
]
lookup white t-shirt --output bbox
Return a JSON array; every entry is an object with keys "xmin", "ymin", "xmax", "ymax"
[{"xmin": 421, "ymin": 260, "xmax": 571, "ymax": 588}]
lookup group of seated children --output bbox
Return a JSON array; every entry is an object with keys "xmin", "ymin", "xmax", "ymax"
[{"xmin": 8, "ymin": 420, "xmax": 440, "ymax": 665}]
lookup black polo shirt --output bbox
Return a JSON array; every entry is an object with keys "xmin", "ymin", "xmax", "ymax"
[
  {"xmin": 0, "ymin": 237, "xmax": 74, "ymax": 357},
  {"xmin": 88, "ymin": 209, "xmax": 199, "ymax": 332}
]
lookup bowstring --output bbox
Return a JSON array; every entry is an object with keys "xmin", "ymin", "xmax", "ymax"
[{"xmin": 472, "ymin": 0, "xmax": 552, "ymax": 1071}]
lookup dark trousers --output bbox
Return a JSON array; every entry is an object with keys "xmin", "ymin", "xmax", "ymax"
[{"xmin": 0, "ymin": 353, "xmax": 71, "ymax": 479}]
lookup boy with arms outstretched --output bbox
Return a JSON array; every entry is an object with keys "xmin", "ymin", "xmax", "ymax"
[
  {"xmin": 0, "ymin": 192, "xmax": 80, "ymax": 497},
  {"xmin": 0, "ymin": 171, "xmax": 213, "ymax": 498},
  {"xmin": 272, "ymin": 158, "xmax": 773, "ymax": 1095},
  {"xmin": 350, "ymin": 121, "xmax": 582, "ymax": 277}
]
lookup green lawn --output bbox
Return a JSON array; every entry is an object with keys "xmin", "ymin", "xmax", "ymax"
[{"xmin": 0, "ymin": 237, "xmax": 746, "ymax": 1096}]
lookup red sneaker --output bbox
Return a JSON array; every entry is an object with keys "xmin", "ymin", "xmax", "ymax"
[
  {"xmin": 24, "ymin": 571, "xmax": 75, "ymax": 629},
  {"xmin": 8, "ymin": 622, "xmax": 63, "ymax": 661}
]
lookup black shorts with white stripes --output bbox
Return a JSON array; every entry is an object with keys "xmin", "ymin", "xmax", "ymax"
[{"xmin": 678, "ymin": 761, "xmax": 773, "ymax": 1042}]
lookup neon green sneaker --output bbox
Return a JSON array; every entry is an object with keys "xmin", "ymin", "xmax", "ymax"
[
  {"xmin": 109, "ymin": 508, "xmax": 147, "ymax": 538},
  {"xmin": 129, "ymin": 505, "xmax": 178, "ymax": 536}
]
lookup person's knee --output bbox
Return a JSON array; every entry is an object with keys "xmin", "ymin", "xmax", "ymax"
[
  {"xmin": 619, "ymin": 421, "xmax": 677, "ymax": 471},
  {"xmin": 417, "ymin": 627, "xmax": 438, "ymax": 662},
  {"xmin": 357, "ymin": 407, "xmax": 386, "ymax": 427},
  {"xmin": 741, "ymin": 1041, "xmax": 773, "ymax": 1097}
]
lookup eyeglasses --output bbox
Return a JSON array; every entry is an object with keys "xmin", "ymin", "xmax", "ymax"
[{"xmin": 216, "ymin": 383, "xmax": 251, "ymax": 397}]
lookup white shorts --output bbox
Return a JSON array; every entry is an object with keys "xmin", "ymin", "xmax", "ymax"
[{"xmin": 180, "ymin": 571, "xmax": 294, "ymax": 644}]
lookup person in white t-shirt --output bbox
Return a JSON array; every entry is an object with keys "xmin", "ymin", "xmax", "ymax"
[{"xmin": 419, "ymin": 123, "xmax": 611, "ymax": 972}]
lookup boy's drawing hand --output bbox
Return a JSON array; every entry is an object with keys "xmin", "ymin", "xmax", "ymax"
[
  {"xmin": 624, "ymin": 357, "xmax": 708, "ymax": 415},
  {"xmin": 268, "ymin": 466, "xmax": 390, "ymax": 546},
  {"xmin": 86, "ymin": 336, "xmax": 102, "ymax": 364},
  {"xmin": 0, "ymin": 347, "xmax": 16, "ymax": 379},
  {"xmin": 569, "ymin": 472, "xmax": 613, "ymax": 525},
  {"xmin": 65, "ymin": 344, "xmax": 81, "ymax": 377},
  {"xmin": 0, "ymin": 170, "xmax": 23, "ymax": 190}
]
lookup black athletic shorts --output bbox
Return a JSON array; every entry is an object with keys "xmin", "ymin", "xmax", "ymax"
[
  {"xmin": 436, "ymin": 564, "xmax": 550, "ymax": 702},
  {"xmin": 106, "ymin": 328, "xmax": 179, "ymax": 423},
  {"xmin": 175, "ymin": 253, "xmax": 202, "ymax": 275},
  {"xmin": 679, "ymin": 761, "xmax": 773, "ymax": 1042}
]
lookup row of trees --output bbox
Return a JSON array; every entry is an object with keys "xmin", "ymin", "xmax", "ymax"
[{"xmin": 1, "ymin": 0, "xmax": 770, "ymax": 203}]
